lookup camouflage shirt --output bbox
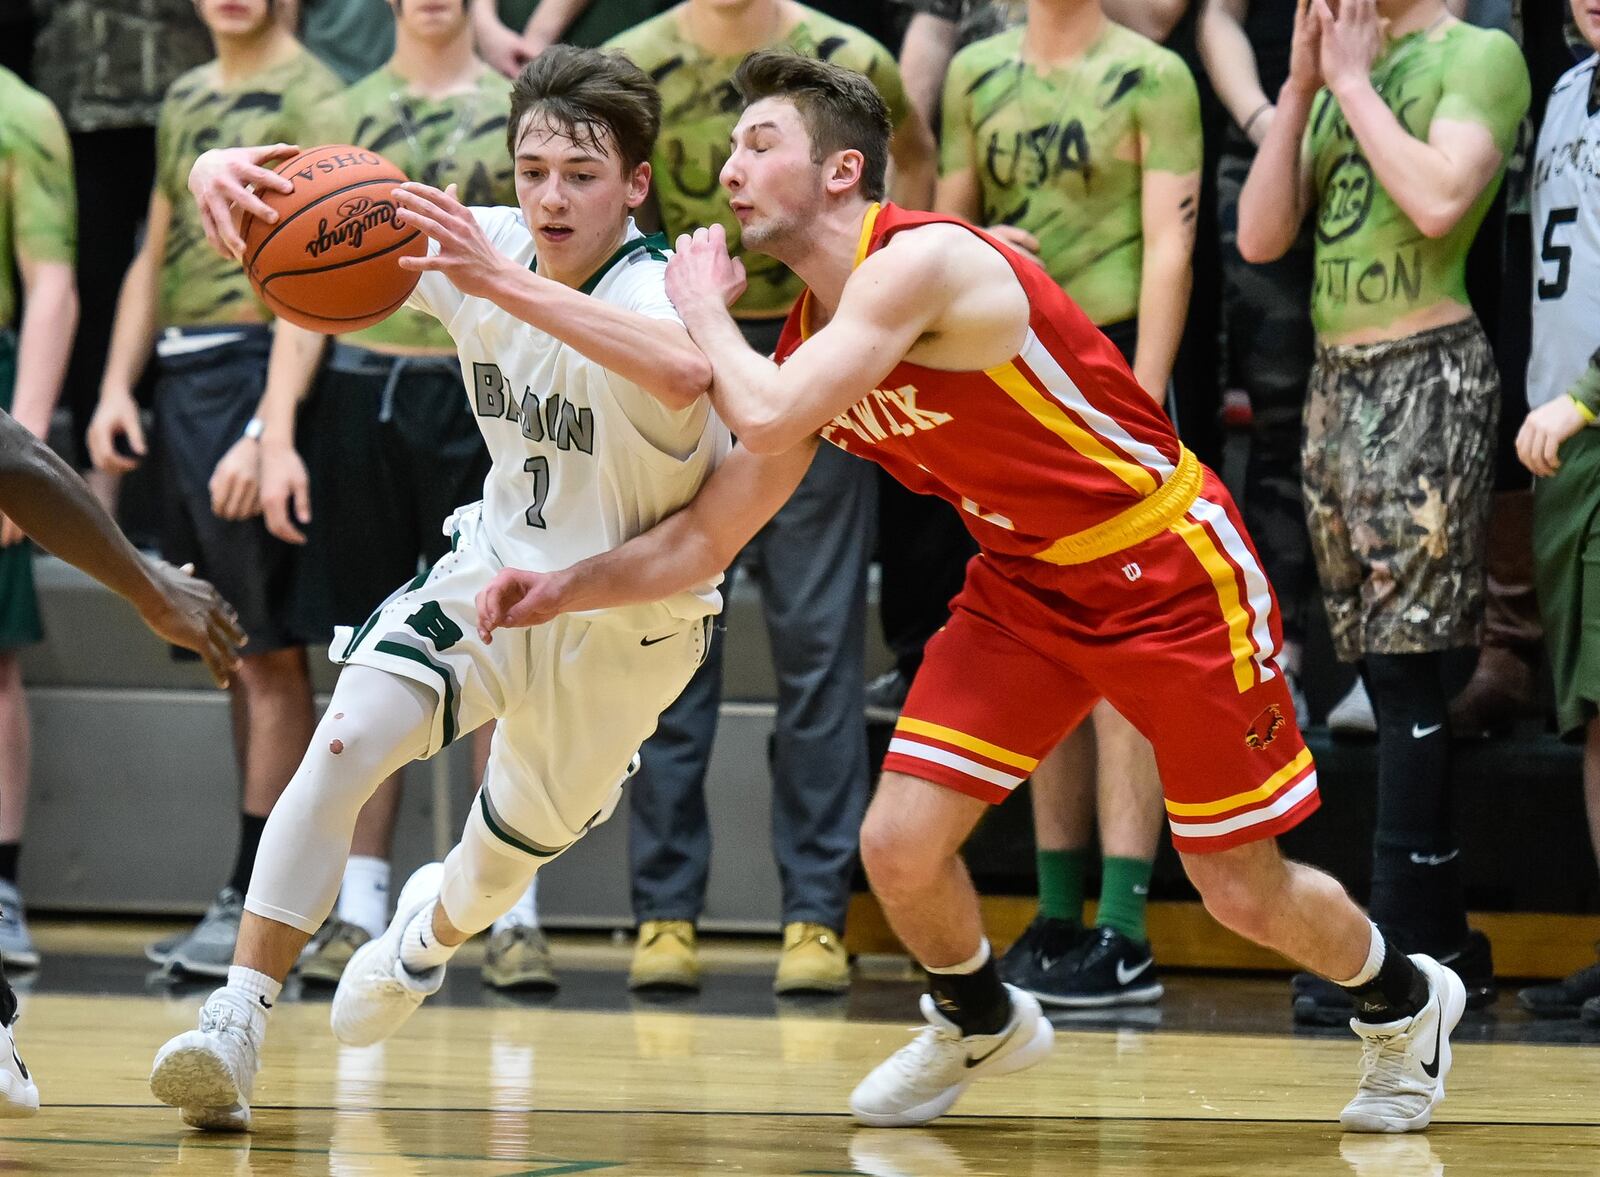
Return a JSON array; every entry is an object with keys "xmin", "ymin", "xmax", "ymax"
[
  {"xmin": 0, "ymin": 68, "xmax": 76, "ymax": 332},
  {"xmin": 608, "ymin": 4, "xmax": 913, "ymax": 318},
  {"xmin": 31, "ymin": 0, "xmax": 212, "ymax": 133},
  {"xmin": 942, "ymin": 24, "xmax": 1201, "ymax": 326},
  {"xmin": 155, "ymin": 47, "xmax": 343, "ymax": 328},
  {"xmin": 305, "ymin": 64, "xmax": 515, "ymax": 350}
]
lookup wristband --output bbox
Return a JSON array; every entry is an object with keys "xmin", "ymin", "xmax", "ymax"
[
  {"xmin": 1242, "ymin": 101, "xmax": 1272, "ymax": 138},
  {"xmin": 241, "ymin": 416, "xmax": 265, "ymax": 442},
  {"xmin": 1568, "ymin": 394, "xmax": 1597, "ymax": 424},
  {"xmin": 1570, "ymin": 358, "xmax": 1600, "ymax": 421}
]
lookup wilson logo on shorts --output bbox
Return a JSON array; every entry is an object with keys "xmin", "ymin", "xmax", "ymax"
[
  {"xmin": 1122, "ymin": 562, "xmax": 1142, "ymax": 582},
  {"xmin": 1244, "ymin": 704, "xmax": 1285, "ymax": 750}
]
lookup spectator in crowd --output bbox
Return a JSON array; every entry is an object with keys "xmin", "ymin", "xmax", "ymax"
[
  {"xmin": 0, "ymin": 66, "xmax": 78, "ymax": 969},
  {"xmin": 30, "ymin": 0, "xmax": 210, "ymax": 494},
  {"xmin": 469, "ymin": 0, "xmax": 671, "ymax": 75},
  {"xmin": 604, "ymin": 0, "xmax": 935, "ymax": 996},
  {"xmin": 1199, "ymin": 0, "xmax": 1316, "ymax": 726},
  {"xmin": 242, "ymin": 0, "xmax": 551, "ymax": 992},
  {"xmin": 1512, "ymin": 0, "xmax": 1600, "ymax": 1025},
  {"xmin": 936, "ymin": 0, "xmax": 1200, "ymax": 1006},
  {"xmin": 1239, "ymin": 0, "xmax": 1528, "ymax": 1023},
  {"xmin": 84, "ymin": 0, "xmax": 341, "ymax": 978},
  {"xmin": 283, "ymin": 0, "xmax": 397, "ymax": 83}
]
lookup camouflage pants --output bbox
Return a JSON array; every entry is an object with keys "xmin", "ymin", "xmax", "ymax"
[{"xmin": 1303, "ymin": 318, "xmax": 1499, "ymax": 662}]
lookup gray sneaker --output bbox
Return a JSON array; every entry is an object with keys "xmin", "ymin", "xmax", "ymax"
[
  {"xmin": 145, "ymin": 931, "xmax": 187, "ymax": 967},
  {"xmin": 0, "ymin": 881, "xmax": 37, "ymax": 970},
  {"xmin": 167, "ymin": 888, "xmax": 245, "ymax": 978}
]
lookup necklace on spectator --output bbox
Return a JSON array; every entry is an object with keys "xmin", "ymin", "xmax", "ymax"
[{"xmin": 388, "ymin": 73, "xmax": 485, "ymax": 186}]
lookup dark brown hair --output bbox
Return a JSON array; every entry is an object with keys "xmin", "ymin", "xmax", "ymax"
[
  {"xmin": 507, "ymin": 46, "xmax": 661, "ymax": 171},
  {"xmin": 733, "ymin": 50, "xmax": 891, "ymax": 202}
]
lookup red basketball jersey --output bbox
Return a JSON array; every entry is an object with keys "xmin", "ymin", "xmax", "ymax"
[{"xmin": 775, "ymin": 203, "xmax": 1200, "ymax": 567}]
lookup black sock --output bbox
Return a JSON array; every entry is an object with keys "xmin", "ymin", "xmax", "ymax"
[
  {"xmin": 927, "ymin": 954, "xmax": 1011, "ymax": 1036},
  {"xmin": 0, "ymin": 960, "xmax": 14, "ymax": 1026},
  {"xmin": 0, "ymin": 842, "xmax": 18, "ymax": 887},
  {"xmin": 1363, "ymin": 653, "xmax": 1469, "ymax": 952},
  {"xmin": 1341, "ymin": 934, "xmax": 1430, "ymax": 1022},
  {"xmin": 228, "ymin": 813, "xmax": 269, "ymax": 896}
]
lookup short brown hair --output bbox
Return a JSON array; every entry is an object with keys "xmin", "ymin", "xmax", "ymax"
[
  {"xmin": 733, "ymin": 50, "xmax": 892, "ymax": 202},
  {"xmin": 507, "ymin": 46, "xmax": 661, "ymax": 171}
]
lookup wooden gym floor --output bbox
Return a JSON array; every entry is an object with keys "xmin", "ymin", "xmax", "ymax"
[{"xmin": 3, "ymin": 921, "xmax": 1599, "ymax": 1175}]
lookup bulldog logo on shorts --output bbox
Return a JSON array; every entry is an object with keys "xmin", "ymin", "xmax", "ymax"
[{"xmin": 1244, "ymin": 704, "xmax": 1285, "ymax": 750}]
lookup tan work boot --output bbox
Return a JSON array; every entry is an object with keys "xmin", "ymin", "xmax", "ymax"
[
  {"xmin": 628, "ymin": 920, "xmax": 701, "ymax": 991},
  {"xmin": 775, "ymin": 922, "xmax": 850, "ymax": 995},
  {"xmin": 481, "ymin": 924, "xmax": 558, "ymax": 991}
]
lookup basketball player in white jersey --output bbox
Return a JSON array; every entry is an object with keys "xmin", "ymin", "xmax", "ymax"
[{"xmin": 148, "ymin": 45, "xmax": 730, "ymax": 1132}]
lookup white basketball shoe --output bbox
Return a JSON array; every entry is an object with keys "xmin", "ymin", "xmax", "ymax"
[
  {"xmin": 1341, "ymin": 954, "xmax": 1466, "ymax": 1133},
  {"xmin": 0, "ymin": 1010, "xmax": 38, "ymax": 1117},
  {"xmin": 850, "ymin": 984, "xmax": 1055, "ymax": 1126},
  {"xmin": 149, "ymin": 986, "xmax": 265, "ymax": 1131},
  {"xmin": 331, "ymin": 862, "xmax": 446, "ymax": 1047}
]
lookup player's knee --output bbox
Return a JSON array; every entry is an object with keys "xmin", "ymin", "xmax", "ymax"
[
  {"xmin": 1187, "ymin": 859, "xmax": 1276, "ymax": 943},
  {"xmin": 859, "ymin": 810, "xmax": 940, "ymax": 901}
]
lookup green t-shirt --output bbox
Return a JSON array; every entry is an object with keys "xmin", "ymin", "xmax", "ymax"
[
  {"xmin": 306, "ymin": 65, "xmax": 515, "ymax": 350},
  {"xmin": 300, "ymin": 0, "xmax": 396, "ymax": 84},
  {"xmin": 608, "ymin": 4, "xmax": 913, "ymax": 317},
  {"xmin": 941, "ymin": 23, "xmax": 1200, "ymax": 326},
  {"xmin": 0, "ymin": 68, "xmax": 76, "ymax": 333},
  {"xmin": 1305, "ymin": 21, "xmax": 1529, "ymax": 339},
  {"xmin": 154, "ymin": 47, "xmax": 343, "ymax": 328}
]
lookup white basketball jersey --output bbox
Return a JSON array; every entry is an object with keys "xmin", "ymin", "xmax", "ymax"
[
  {"xmin": 409, "ymin": 208, "xmax": 730, "ymax": 621},
  {"xmin": 1529, "ymin": 55, "xmax": 1600, "ymax": 411}
]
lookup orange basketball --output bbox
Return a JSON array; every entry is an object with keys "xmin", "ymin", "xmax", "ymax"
[{"xmin": 242, "ymin": 145, "xmax": 427, "ymax": 333}]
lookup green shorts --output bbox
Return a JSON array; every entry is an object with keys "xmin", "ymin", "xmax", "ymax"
[
  {"xmin": 1533, "ymin": 425, "xmax": 1600, "ymax": 738},
  {"xmin": 0, "ymin": 332, "xmax": 42, "ymax": 651}
]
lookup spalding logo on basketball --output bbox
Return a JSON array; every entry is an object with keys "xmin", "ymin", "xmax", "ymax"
[{"xmin": 241, "ymin": 145, "xmax": 428, "ymax": 334}]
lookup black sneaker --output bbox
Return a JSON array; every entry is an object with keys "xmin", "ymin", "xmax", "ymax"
[
  {"xmin": 1518, "ymin": 954, "xmax": 1600, "ymax": 1018},
  {"xmin": 1292, "ymin": 929, "xmax": 1497, "ymax": 1026},
  {"xmin": 1025, "ymin": 926, "xmax": 1163, "ymax": 1009},
  {"xmin": 864, "ymin": 669, "xmax": 910, "ymax": 724},
  {"xmin": 997, "ymin": 916, "xmax": 1087, "ymax": 989}
]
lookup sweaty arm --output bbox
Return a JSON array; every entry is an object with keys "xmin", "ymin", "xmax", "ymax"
[
  {"xmin": 1328, "ymin": 29, "xmax": 1528, "ymax": 239},
  {"xmin": 478, "ymin": 440, "xmax": 817, "ymax": 635},
  {"xmin": 668, "ymin": 226, "xmax": 961, "ymax": 454}
]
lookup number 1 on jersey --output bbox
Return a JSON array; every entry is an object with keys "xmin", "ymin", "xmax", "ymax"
[{"xmin": 524, "ymin": 456, "xmax": 550, "ymax": 528}]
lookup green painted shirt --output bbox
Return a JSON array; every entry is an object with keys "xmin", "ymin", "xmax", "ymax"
[
  {"xmin": 1305, "ymin": 21, "xmax": 1529, "ymax": 339},
  {"xmin": 0, "ymin": 68, "xmax": 76, "ymax": 333},
  {"xmin": 305, "ymin": 65, "xmax": 515, "ymax": 350},
  {"xmin": 154, "ymin": 48, "xmax": 343, "ymax": 328},
  {"xmin": 608, "ymin": 5, "xmax": 913, "ymax": 317},
  {"xmin": 941, "ymin": 23, "xmax": 1200, "ymax": 326}
]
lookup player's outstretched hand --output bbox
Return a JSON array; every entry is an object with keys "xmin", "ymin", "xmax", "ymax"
[
  {"xmin": 139, "ymin": 559, "xmax": 247, "ymax": 689},
  {"xmin": 1516, "ymin": 397, "xmax": 1590, "ymax": 478},
  {"xmin": 475, "ymin": 568, "xmax": 575, "ymax": 642},
  {"xmin": 188, "ymin": 144, "xmax": 300, "ymax": 260},
  {"xmin": 394, "ymin": 182, "xmax": 514, "ymax": 298},
  {"xmin": 666, "ymin": 223, "xmax": 748, "ymax": 315}
]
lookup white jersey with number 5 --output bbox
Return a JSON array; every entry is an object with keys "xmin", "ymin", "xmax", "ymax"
[
  {"xmin": 1529, "ymin": 55, "xmax": 1600, "ymax": 412},
  {"xmin": 407, "ymin": 207, "xmax": 730, "ymax": 621}
]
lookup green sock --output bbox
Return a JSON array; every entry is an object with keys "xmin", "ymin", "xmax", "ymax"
[
  {"xmin": 1035, "ymin": 848, "xmax": 1086, "ymax": 925},
  {"xmin": 1095, "ymin": 856, "xmax": 1154, "ymax": 944}
]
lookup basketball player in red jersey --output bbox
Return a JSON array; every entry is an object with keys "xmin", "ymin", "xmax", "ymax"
[{"xmin": 477, "ymin": 50, "xmax": 1462, "ymax": 1133}]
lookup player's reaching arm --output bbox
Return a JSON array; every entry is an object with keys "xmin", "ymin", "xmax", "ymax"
[
  {"xmin": 0, "ymin": 410, "xmax": 244, "ymax": 685},
  {"xmin": 391, "ymin": 181, "xmax": 712, "ymax": 408},
  {"xmin": 665, "ymin": 222, "xmax": 993, "ymax": 454},
  {"xmin": 477, "ymin": 440, "xmax": 818, "ymax": 638}
]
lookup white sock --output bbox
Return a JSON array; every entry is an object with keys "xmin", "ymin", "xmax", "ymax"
[
  {"xmin": 924, "ymin": 938, "xmax": 992, "ymax": 975},
  {"xmin": 337, "ymin": 856, "xmax": 391, "ymax": 939},
  {"xmin": 490, "ymin": 877, "xmax": 539, "ymax": 935},
  {"xmin": 1334, "ymin": 920, "xmax": 1386, "ymax": 988},
  {"xmin": 226, "ymin": 965, "xmax": 282, "ymax": 1014},
  {"xmin": 398, "ymin": 901, "xmax": 458, "ymax": 975}
]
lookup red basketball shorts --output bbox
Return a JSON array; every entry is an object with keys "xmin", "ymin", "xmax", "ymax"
[{"xmin": 885, "ymin": 471, "xmax": 1318, "ymax": 854}]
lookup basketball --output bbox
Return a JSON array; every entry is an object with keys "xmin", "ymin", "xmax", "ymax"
[{"xmin": 241, "ymin": 144, "xmax": 427, "ymax": 333}]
